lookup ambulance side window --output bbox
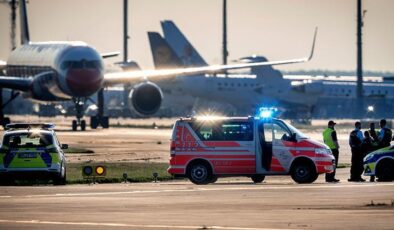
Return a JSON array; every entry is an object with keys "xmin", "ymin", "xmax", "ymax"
[
  {"xmin": 190, "ymin": 121, "xmax": 253, "ymax": 141},
  {"xmin": 263, "ymin": 123, "xmax": 273, "ymax": 142},
  {"xmin": 191, "ymin": 122, "xmax": 216, "ymax": 141},
  {"xmin": 199, "ymin": 124, "xmax": 214, "ymax": 140},
  {"xmin": 273, "ymin": 122, "xmax": 291, "ymax": 141},
  {"xmin": 220, "ymin": 122, "xmax": 253, "ymax": 141}
]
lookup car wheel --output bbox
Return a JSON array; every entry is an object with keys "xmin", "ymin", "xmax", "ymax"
[
  {"xmin": 251, "ymin": 175, "xmax": 265, "ymax": 183},
  {"xmin": 376, "ymin": 159, "xmax": 394, "ymax": 182},
  {"xmin": 53, "ymin": 163, "xmax": 67, "ymax": 185},
  {"xmin": 0, "ymin": 177, "xmax": 14, "ymax": 186},
  {"xmin": 187, "ymin": 162, "xmax": 212, "ymax": 185},
  {"xmin": 291, "ymin": 160, "xmax": 318, "ymax": 184}
]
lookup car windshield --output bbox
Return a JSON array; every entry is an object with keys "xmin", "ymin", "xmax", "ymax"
[
  {"xmin": 3, "ymin": 132, "xmax": 53, "ymax": 148},
  {"xmin": 283, "ymin": 121, "xmax": 309, "ymax": 139}
]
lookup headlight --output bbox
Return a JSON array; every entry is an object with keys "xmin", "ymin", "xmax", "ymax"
[{"xmin": 315, "ymin": 148, "xmax": 332, "ymax": 155}]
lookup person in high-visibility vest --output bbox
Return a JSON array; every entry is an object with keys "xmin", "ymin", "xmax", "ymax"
[{"xmin": 323, "ymin": 120, "xmax": 340, "ymax": 182}]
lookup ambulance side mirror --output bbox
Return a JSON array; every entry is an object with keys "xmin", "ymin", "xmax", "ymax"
[
  {"xmin": 290, "ymin": 133, "xmax": 297, "ymax": 142},
  {"xmin": 61, "ymin": 144, "xmax": 68, "ymax": 149}
]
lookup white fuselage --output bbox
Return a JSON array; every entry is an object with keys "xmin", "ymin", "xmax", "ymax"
[{"xmin": 4, "ymin": 42, "xmax": 104, "ymax": 101}]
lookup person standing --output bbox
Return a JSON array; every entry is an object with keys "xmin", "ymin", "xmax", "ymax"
[
  {"xmin": 364, "ymin": 129, "xmax": 380, "ymax": 182},
  {"xmin": 369, "ymin": 123, "xmax": 379, "ymax": 143},
  {"xmin": 323, "ymin": 120, "xmax": 340, "ymax": 182},
  {"xmin": 348, "ymin": 121, "xmax": 365, "ymax": 182},
  {"xmin": 378, "ymin": 119, "xmax": 393, "ymax": 148}
]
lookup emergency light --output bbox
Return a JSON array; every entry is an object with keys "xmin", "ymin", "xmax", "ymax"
[{"xmin": 258, "ymin": 107, "xmax": 277, "ymax": 119}]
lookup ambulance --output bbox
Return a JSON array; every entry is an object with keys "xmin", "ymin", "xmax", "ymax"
[{"xmin": 168, "ymin": 111, "xmax": 335, "ymax": 184}]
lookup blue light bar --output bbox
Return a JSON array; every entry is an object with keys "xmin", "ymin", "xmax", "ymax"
[
  {"xmin": 258, "ymin": 107, "xmax": 278, "ymax": 119},
  {"xmin": 5, "ymin": 123, "xmax": 55, "ymax": 130}
]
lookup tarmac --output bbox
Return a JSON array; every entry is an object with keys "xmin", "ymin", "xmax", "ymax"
[
  {"xmin": 0, "ymin": 168, "xmax": 393, "ymax": 230},
  {"xmin": 0, "ymin": 117, "xmax": 393, "ymax": 229}
]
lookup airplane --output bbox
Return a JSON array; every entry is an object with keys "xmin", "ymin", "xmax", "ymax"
[
  {"xmin": 149, "ymin": 21, "xmax": 319, "ymax": 119},
  {"xmin": 156, "ymin": 20, "xmax": 394, "ymax": 119},
  {"xmin": 0, "ymin": 0, "xmax": 315, "ymax": 130}
]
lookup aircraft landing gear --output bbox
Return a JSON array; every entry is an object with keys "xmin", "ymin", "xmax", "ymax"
[
  {"xmin": 72, "ymin": 98, "xmax": 87, "ymax": 131},
  {"xmin": 89, "ymin": 88, "xmax": 109, "ymax": 130}
]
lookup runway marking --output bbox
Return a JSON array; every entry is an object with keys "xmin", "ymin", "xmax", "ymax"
[
  {"xmin": 0, "ymin": 219, "xmax": 294, "ymax": 230},
  {"xmin": 0, "ymin": 183, "xmax": 392, "ymax": 199}
]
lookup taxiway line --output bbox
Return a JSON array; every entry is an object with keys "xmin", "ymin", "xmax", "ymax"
[
  {"xmin": 0, "ymin": 183, "xmax": 393, "ymax": 199},
  {"xmin": 0, "ymin": 219, "xmax": 294, "ymax": 230}
]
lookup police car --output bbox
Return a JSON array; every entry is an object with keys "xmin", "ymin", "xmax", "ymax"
[
  {"xmin": 364, "ymin": 146, "xmax": 394, "ymax": 181},
  {"xmin": 168, "ymin": 109, "xmax": 335, "ymax": 184},
  {"xmin": 0, "ymin": 123, "xmax": 67, "ymax": 185}
]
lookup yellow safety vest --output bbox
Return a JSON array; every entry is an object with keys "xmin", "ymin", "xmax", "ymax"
[{"xmin": 323, "ymin": 128, "xmax": 336, "ymax": 149}]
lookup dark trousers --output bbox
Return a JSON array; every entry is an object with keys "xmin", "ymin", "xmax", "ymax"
[
  {"xmin": 326, "ymin": 149, "xmax": 339, "ymax": 181},
  {"xmin": 350, "ymin": 148, "xmax": 364, "ymax": 180}
]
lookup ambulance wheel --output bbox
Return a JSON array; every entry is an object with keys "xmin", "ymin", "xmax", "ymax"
[
  {"xmin": 291, "ymin": 160, "xmax": 318, "ymax": 184},
  {"xmin": 53, "ymin": 163, "xmax": 67, "ymax": 185},
  {"xmin": 209, "ymin": 175, "xmax": 218, "ymax": 184},
  {"xmin": 376, "ymin": 159, "xmax": 394, "ymax": 182},
  {"xmin": 251, "ymin": 175, "xmax": 265, "ymax": 183},
  {"xmin": 187, "ymin": 161, "xmax": 212, "ymax": 185}
]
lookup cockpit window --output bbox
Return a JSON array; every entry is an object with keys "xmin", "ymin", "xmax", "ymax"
[{"xmin": 61, "ymin": 60, "xmax": 102, "ymax": 70}]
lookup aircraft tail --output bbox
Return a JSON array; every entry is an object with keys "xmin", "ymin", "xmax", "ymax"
[
  {"xmin": 20, "ymin": 0, "xmax": 30, "ymax": 45},
  {"xmin": 161, "ymin": 20, "xmax": 207, "ymax": 67},
  {"xmin": 148, "ymin": 32, "xmax": 183, "ymax": 69}
]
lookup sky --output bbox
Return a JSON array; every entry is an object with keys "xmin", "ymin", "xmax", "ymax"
[{"xmin": 0, "ymin": 0, "xmax": 393, "ymax": 72}]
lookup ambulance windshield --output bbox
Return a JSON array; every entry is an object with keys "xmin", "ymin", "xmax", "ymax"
[{"xmin": 285, "ymin": 122, "xmax": 308, "ymax": 139}]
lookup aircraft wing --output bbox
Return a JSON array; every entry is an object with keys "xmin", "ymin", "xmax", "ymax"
[
  {"xmin": 105, "ymin": 28, "xmax": 317, "ymax": 86},
  {"xmin": 0, "ymin": 76, "xmax": 32, "ymax": 91},
  {"xmin": 104, "ymin": 52, "xmax": 313, "ymax": 86}
]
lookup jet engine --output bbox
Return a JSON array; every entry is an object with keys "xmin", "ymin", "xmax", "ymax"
[
  {"xmin": 29, "ymin": 71, "xmax": 64, "ymax": 101},
  {"xmin": 128, "ymin": 82, "xmax": 163, "ymax": 116}
]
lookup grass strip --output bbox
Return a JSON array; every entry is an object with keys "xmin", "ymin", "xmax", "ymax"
[
  {"xmin": 337, "ymin": 163, "xmax": 351, "ymax": 168},
  {"xmin": 66, "ymin": 162, "xmax": 174, "ymax": 184}
]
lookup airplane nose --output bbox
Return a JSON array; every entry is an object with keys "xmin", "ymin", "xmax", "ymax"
[{"xmin": 66, "ymin": 69, "xmax": 103, "ymax": 97}]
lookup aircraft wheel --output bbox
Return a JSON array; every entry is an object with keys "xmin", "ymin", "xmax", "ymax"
[
  {"xmin": 80, "ymin": 120, "xmax": 86, "ymax": 131},
  {"xmin": 90, "ymin": 117, "xmax": 98, "ymax": 129},
  {"xmin": 101, "ymin": 116, "xmax": 109, "ymax": 128},
  {"xmin": 72, "ymin": 120, "xmax": 78, "ymax": 131},
  {"xmin": 2, "ymin": 117, "xmax": 11, "ymax": 128}
]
